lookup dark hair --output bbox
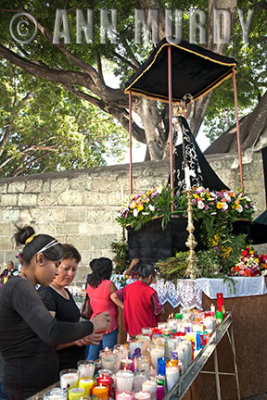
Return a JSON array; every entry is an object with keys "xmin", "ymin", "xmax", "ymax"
[
  {"xmin": 138, "ymin": 263, "xmax": 155, "ymax": 279},
  {"xmin": 62, "ymin": 244, "xmax": 81, "ymax": 263},
  {"xmin": 14, "ymin": 225, "xmax": 64, "ymax": 264},
  {"xmin": 7, "ymin": 261, "xmax": 14, "ymax": 267},
  {"xmin": 88, "ymin": 257, "xmax": 113, "ymax": 288}
]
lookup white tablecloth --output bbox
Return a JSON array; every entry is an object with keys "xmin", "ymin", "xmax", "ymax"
[
  {"xmin": 194, "ymin": 276, "xmax": 267, "ymax": 299},
  {"xmin": 111, "ymin": 275, "xmax": 267, "ymax": 310}
]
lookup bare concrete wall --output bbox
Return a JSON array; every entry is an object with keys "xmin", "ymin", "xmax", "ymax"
[{"xmin": 0, "ymin": 151, "xmax": 265, "ymax": 285}]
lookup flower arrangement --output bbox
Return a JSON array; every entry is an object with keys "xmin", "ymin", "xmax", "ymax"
[
  {"xmin": 116, "ymin": 184, "xmax": 185, "ymax": 231},
  {"xmin": 191, "ymin": 187, "xmax": 256, "ymax": 246},
  {"xmin": 230, "ymin": 246, "xmax": 267, "ymax": 277},
  {"xmin": 116, "ymin": 185, "xmax": 256, "ymax": 234}
]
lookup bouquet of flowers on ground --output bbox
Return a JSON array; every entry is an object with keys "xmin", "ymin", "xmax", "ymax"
[{"xmin": 230, "ymin": 246, "xmax": 267, "ymax": 277}]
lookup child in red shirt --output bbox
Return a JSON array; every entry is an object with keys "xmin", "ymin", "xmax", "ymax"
[{"xmin": 110, "ymin": 263, "xmax": 164, "ymax": 336}]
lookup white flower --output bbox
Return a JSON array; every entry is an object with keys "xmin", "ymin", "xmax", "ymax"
[
  {"xmin": 223, "ymin": 193, "xmax": 231, "ymax": 202},
  {"xmin": 155, "ymin": 186, "xmax": 163, "ymax": 194},
  {"xmin": 197, "ymin": 200, "xmax": 205, "ymax": 209},
  {"xmin": 222, "ymin": 202, "xmax": 228, "ymax": 211},
  {"xmin": 148, "ymin": 205, "xmax": 155, "ymax": 212},
  {"xmin": 237, "ymin": 204, "xmax": 243, "ymax": 213},
  {"xmin": 133, "ymin": 209, "xmax": 139, "ymax": 217}
]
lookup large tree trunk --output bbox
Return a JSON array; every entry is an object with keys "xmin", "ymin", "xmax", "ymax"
[{"xmin": 0, "ymin": 0, "xmax": 238, "ymax": 161}]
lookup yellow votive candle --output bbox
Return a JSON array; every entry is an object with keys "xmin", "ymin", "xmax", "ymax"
[{"xmin": 78, "ymin": 378, "xmax": 95, "ymax": 396}]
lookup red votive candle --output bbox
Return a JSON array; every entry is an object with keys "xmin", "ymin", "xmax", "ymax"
[
  {"xmin": 96, "ymin": 375, "xmax": 113, "ymax": 397},
  {"xmin": 216, "ymin": 293, "xmax": 224, "ymax": 312}
]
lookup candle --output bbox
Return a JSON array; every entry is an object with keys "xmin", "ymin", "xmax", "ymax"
[
  {"xmin": 77, "ymin": 360, "xmax": 95, "ymax": 378},
  {"xmin": 116, "ymin": 392, "xmax": 134, "ymax": 400},
  {"xmin": 68, "ymin": 388, "xmax": 86, "ymax": 400},
  {"xmin": 60, "ymin": 369, "xmax": 79, "ymax": 390},
  {"xmin": 157, "ymin": 358, "xmax": 168, "ymax": 376},
  {"xmin": 129, "ymin": 341, "xmax": 142, "ymax": 358},
  {"xmin": 92, "ymin": 385, "xmax": 109, "ymax": 400},
  {"xmin": 96, "ymin": 375, "xmax": 113, "ymax": 397},
  {"xmin": 100, "ymin": 354, "xmax": 115, "ymax": 371},
  {"xmin": 115, "ymin": 370, "xmax": 134, "ymax": 393},
  {"xmin": 150, "ymin": 347, "xmax": 165, "ymax": 370},
  {"xmin": 78, "ymin": 378, "xmax": 94, "ymax": 396},
  {"xmin": 156, "ymin": 385, "xmax": 165, "ymax": 400},
  {"xmin": 166, "ymin": 366, "xmax": 179, "ymax": 391},
  {"xmin": 121, "ymin": 359, "xmax": 134, "ymax": 371},
  {"xmin": 43, "ymin": 388, "xmax": 67, "ymax": 400},
  {"xmin": 114, "ymin": 344, "xmax": 129, "ymax": 360},
  {"xmin": 142, "ymin": 379, "xmax": 157, "ymax": 400},
  {"xmin": 133, "ymin": 391, "xmax": 151, "ymax": 400},
  {"xmin": 135, "ymin": 356, "xmax": 150, "ymax": 374},
  {"xmin": 98, "ymin": 369, "xmax": 113, "ymax": 376},
  {"xmin": 184, "ymin": 165, "xmax": 191, "ymax": 189},
  {"xmin": 133, "ymin": 373, "xmax": 147, "ymax": 392}
]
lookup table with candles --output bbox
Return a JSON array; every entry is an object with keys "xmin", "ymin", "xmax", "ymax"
[{"xmin": 29, "ymin": 298, "xmax": 238, "ymax": 400}]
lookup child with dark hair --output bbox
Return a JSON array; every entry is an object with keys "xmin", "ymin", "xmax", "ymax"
[
  {"xmin": 111, "ymin": 263, "xmax": 164, "ymax": 336},
  {"xmin": 0, "ymin": 226, "xmax": 110, "ymax": 399},
  {"xmin": 38, "ymin": 244, "xmax": 102, "ymax": 371},
  {"xmin": 85, "ymin": 257, "xmax": 119, "ymax": 360}
]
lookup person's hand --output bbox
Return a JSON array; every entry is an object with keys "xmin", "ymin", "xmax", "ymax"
[
  {"xmin": 75, "ymin": 333, "xmax": 103, "ymax": 347},
  {"xmin": 91, "ymin": 311, "xmax": 111, "ymax": 333}
]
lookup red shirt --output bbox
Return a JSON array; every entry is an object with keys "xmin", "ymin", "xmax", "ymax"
[{"xmin": 115, "ymin": 280, "xmax": 163, "ymax": 336}]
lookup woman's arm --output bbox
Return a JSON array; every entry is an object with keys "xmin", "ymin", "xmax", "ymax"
[
  {"xmin": 12, "ymin": 279, "xmax": 109, "ymax": 346},
  {"xmin": 110, "ymin": 291, "xmax": 124, "ymax": 310}
]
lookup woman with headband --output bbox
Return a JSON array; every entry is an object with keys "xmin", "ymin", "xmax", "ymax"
[{"xmin": 0, "ymin": 225, "xmax": 111, "ymax": 400}]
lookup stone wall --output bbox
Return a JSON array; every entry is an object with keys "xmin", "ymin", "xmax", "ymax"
[{"xmin": 0, "ymin": 151, "xmax": 265, "ymax": 284}]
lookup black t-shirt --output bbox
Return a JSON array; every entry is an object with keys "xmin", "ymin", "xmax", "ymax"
[
  {"xmin": 38, "ymin": 286, "xmax": 86, "ymax": 371},
  {"xmin": 0, "ymin": 277, "xmax": 94, "ymax": 399}
]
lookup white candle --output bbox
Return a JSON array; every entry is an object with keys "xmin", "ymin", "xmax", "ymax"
[
  {"xmin": 134, "ymin": 373, "xmax": 147, "ymax": 392},
  {"xmin": 60, "ymin": 372, "xmax": 79, "ymax": 390},
  {"xmin": 150, "ymin": 347, "xmax": 165, "ymax": 370},
  {"xmin": 166, "ymin": 366, "xmax": 179, "ymax": 391},
  {"xmin": 116, "ymin": 370, "xmax": 134, "ymax": 393},
  {"xmin": 43, "ymin": 388, "xmax": 67, "ymax": 400},
  {"xmin": 133, "ymin": 392, "xmax": 151, "ymax": 400},
  {"xmin": 184, "ymin": 165, "xmax": 191, "ymax": 189},
  {"xmin": 142, "ymin": 380, "xmax": 157, "ymax": 400},
  {"xmin": 101, "ymin": 354, "xmax": 115, "ymax": 371},
  {"xmin": 117, "ymin": 392, "xmax": 133, "ymax": 400},
  {"xmin": 78, "ymin": 361, "xmax": 95, "ymax": 378}
]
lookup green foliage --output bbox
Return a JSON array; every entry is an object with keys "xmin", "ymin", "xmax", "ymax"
[
  {"xmin": 0, "ymin": 61, "xmax": 128, "ymax": 176},
  {"xmin": 111, "ymin": 238, "xmax": 129, "ymax": 274},
  {"xmin": 156, "ymin": 252, "xmax": 189, "ymax": 283}
]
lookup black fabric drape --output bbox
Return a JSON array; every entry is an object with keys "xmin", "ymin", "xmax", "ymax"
[{"xmin": 169, "ymin": 116, "xmax": 229, "ymax": 194}]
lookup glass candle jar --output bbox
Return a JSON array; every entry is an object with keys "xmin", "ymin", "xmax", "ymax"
[
  {"xmin": 142, "ymin": 379, "xmax": 157, "ymax": 400},
  {"xmin": 92, "ymin": 385, "xmax": 109, "ymax": 400},
  {"xmin": 150, "ymin": 346, "xmax": 165, "ymax": 371},
  {"xmin": 166, "ymin": 366, "xmax": 179, "ymax": 391},
  {"xmin": 60, "ymin": 369, "xmax": 79, "ymax": 391},
  {"xmin": 68, "ymin": 388, "xmax": 86, "ymax": 400},
  {"xmin": 100, "ymin": 350, "xmax": 116, "ymax": 371},
  {"xmin": 43, "ymin": 388, "xmax": 67, "ymax": 400},
  {"xmin": 133, "ymin": 391, "xmax": 151, "ymax": 400},
  {"xmin": 78, "ymin": 378, "xmax": 94, "ymax": 396},
  {"xmin": 115, "ymin": 370, "xmax": 134, "ymax": 393},
  {"xmin": 77, "ymin": 360, "xmax": 96, "ymax": 378}
]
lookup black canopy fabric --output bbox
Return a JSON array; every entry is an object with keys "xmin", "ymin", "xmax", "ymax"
[{"xmin": 125, "ymin": 38, "xmax": 237, "ymax": 103}]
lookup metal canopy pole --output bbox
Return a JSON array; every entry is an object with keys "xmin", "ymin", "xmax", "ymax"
[
  {"xmin": 232, "ymin": 70, "xmax": 244, "ymax": 192},
  {"xmin": 168, "ymin": 45, "xmax": 174, "ymax": 211},
  {"xmin": 129, "ymin": 90, "xmax": 133, "ymax": 194}
]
